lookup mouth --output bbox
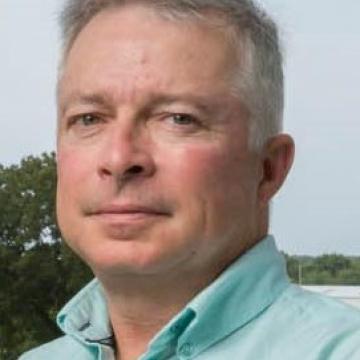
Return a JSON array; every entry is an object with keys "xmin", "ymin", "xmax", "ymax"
[{"xmin": 88, "ymin": 204, "xmax": 171, "ymax": 223}]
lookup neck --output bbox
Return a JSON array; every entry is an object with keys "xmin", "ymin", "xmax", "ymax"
[{"xmin": 97, "ymin": 263, "xmax": 230, "ymax": 360}]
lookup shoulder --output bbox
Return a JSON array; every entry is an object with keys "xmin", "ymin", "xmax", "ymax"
[
  {"xmin": 195, "ymin": 283, "xmax": 360, "ymax": 359},
  {"xmin": 281, "ymin": 284, "xmax": 360, "ymax": 322},
  {"xmin": 271, "ymin": 284, "xmax": 360, "ymax": 359},
  {"xmin": 19, "ymin": 335, "xmax": 94, "ymax": 360}
]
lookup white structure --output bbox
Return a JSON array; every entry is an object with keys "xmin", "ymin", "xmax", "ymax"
[{"xmin": 302, "ymin": 286, "xmax": 360, "ymax": 309}]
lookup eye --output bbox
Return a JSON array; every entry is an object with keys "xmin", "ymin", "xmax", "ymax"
[
  {"xmin": 65, "ymin": 113, "xmax": 105, "ymax": 138},
  {"xmin": 170, "ymin": 113, "xmax": 198, "ymax": 126},
  {"xmin": 73, "ymin": 113, "xmax": 102, "ymax": 127}
]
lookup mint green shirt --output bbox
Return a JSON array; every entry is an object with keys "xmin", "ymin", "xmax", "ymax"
[{"xmin": 20, "ymin": 235, "xmax": 360, "ymax": 359}]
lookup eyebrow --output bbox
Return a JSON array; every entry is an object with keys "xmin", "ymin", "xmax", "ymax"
[
  {"xmin": 59, "ymin": 90, "xmax": 223, "ymax": 117},
  {"xmin": 59, "ymin": 93, "xmax": 115, "ymax": 116},
  {"xmin": 144, "ymin": 93, "xmax": 217, "ymax": 113}
]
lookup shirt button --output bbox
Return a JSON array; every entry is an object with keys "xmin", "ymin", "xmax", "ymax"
[
  {"xmin": 179, "ymin": 342, "xmax": 194, "ymax": 357},
  {"xmin": 170, "ymin": 324, "xmax": 180, "ymax": 334}
]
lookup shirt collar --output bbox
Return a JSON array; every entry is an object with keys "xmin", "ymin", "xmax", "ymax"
[
  {"xmin": 145, "ymin": 235, "xmax": 290, "ymax": 358},
  {"xmin": 57, "ymin": 279, "xmax": 113, "ymax": 345},
  {"xmin": 179, "ymin": 234, "xmax": 290, "ymax": 357}
]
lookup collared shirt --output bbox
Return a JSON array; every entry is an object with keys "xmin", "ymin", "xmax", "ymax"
[{"xmin": 20, "ymin": 235, "xmax": 360, "ymax": 359}]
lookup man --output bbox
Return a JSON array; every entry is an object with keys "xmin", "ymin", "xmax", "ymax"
[{"xmin": 21, "ymin": 0, "xmax": 360, "ymax": 359}]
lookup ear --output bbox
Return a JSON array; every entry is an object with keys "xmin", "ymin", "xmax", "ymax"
[{"xmin": 257, "ymin": 134, "xmax": 295, "ymax": 206}]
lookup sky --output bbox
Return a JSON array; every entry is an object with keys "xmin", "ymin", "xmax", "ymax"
[{"xmin": 0, "ymin": 1, "xmax": 359, "ymax": 255}]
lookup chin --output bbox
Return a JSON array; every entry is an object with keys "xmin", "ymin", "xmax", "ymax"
[{"xmin": 78, "ymin": 238, "xmax": 179, "ymax": 277}]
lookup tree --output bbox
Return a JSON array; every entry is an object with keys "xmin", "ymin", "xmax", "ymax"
[
  {"xmin": 283, "ymin": 253, "xmax": 360, "ymax": 286},
  {"xmin": 283, "ymin": 252, "xmax": 299, "ymax": 283},
  {"xmin": 0, "ymin": 153, "xmax": 92, "ymax": 359},
  {"xmin": 315, "ymin": 254, "xmax": 351, "ymax": 277}
]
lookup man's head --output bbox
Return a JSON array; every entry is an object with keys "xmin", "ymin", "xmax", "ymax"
[{"xmin": 56, "ymin": 0, "xmax": 294, "ymax": 279}]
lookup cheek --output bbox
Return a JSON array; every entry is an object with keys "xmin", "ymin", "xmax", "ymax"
[
  {"xmin": 160, "ymin": 143, "xmax": 256, "ymax": 249},
  {"xmin": 57, "ymin": 145, "xmax": 93, "ymax": 187},
  {"xmin": 160, "ymin": 142, "xmax": 249, "ymax": 204},
  {"xmin": 56, "ymin": 146, "xmax": 96, "ymax": 249},
  {"xmin": 56, "ymin": 145, "xmax": 93, "ymax": 217},
  {"xmin": 160, "ymin": 144, "xmax": 221, "ymax": 185}
]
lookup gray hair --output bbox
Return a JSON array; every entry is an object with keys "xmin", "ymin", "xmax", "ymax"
[{"xmin": 59, "ymin": 0, "xmax": 284, "ymax": 150}]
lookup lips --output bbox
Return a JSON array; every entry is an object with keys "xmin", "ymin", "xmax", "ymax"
[
  {"xmin": 89, "ymin": 204, "xmax": 170, "ymax": 218},
  {"xmin": 85, "ymin": 203, "xmax": 171, "ymax": 239}
]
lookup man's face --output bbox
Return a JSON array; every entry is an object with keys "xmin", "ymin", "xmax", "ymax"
[{"xmin": 57, "ymin": 5, "xmax": 263, "ymax": 277}]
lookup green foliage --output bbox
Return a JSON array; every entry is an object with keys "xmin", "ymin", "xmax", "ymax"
[
  {"xmin": 0, "ymin": 153, "xmax": 92, "ymax": 360},
  {"xmin": 316, "ymin": 254, "xmax": 350, "ymax": 276},
  {"xmin": 285, "ymin": 252, "xmax": 360, "ymax": 285},
  {"xmin": 283, "ymin": 253, "xmax": 299, "ymax": 281}
]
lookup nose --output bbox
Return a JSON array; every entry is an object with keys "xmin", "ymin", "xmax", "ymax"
[{"xmin": 97, "ymin": 121, "xmax": 156, "ymax": 183}]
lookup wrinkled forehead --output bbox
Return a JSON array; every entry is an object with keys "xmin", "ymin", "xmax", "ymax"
[
  {"xmin": 57, "ymin": 4, "xmax": 245, "ymax": 104},
  {"xmin": 59, "ymin": 2, "xmax": 244, "ymax": 75}
]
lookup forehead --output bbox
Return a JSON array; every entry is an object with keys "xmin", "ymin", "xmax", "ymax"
[{"xmin": 58, "ymin": 4, "xmax": 241, "ymax": 105}]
